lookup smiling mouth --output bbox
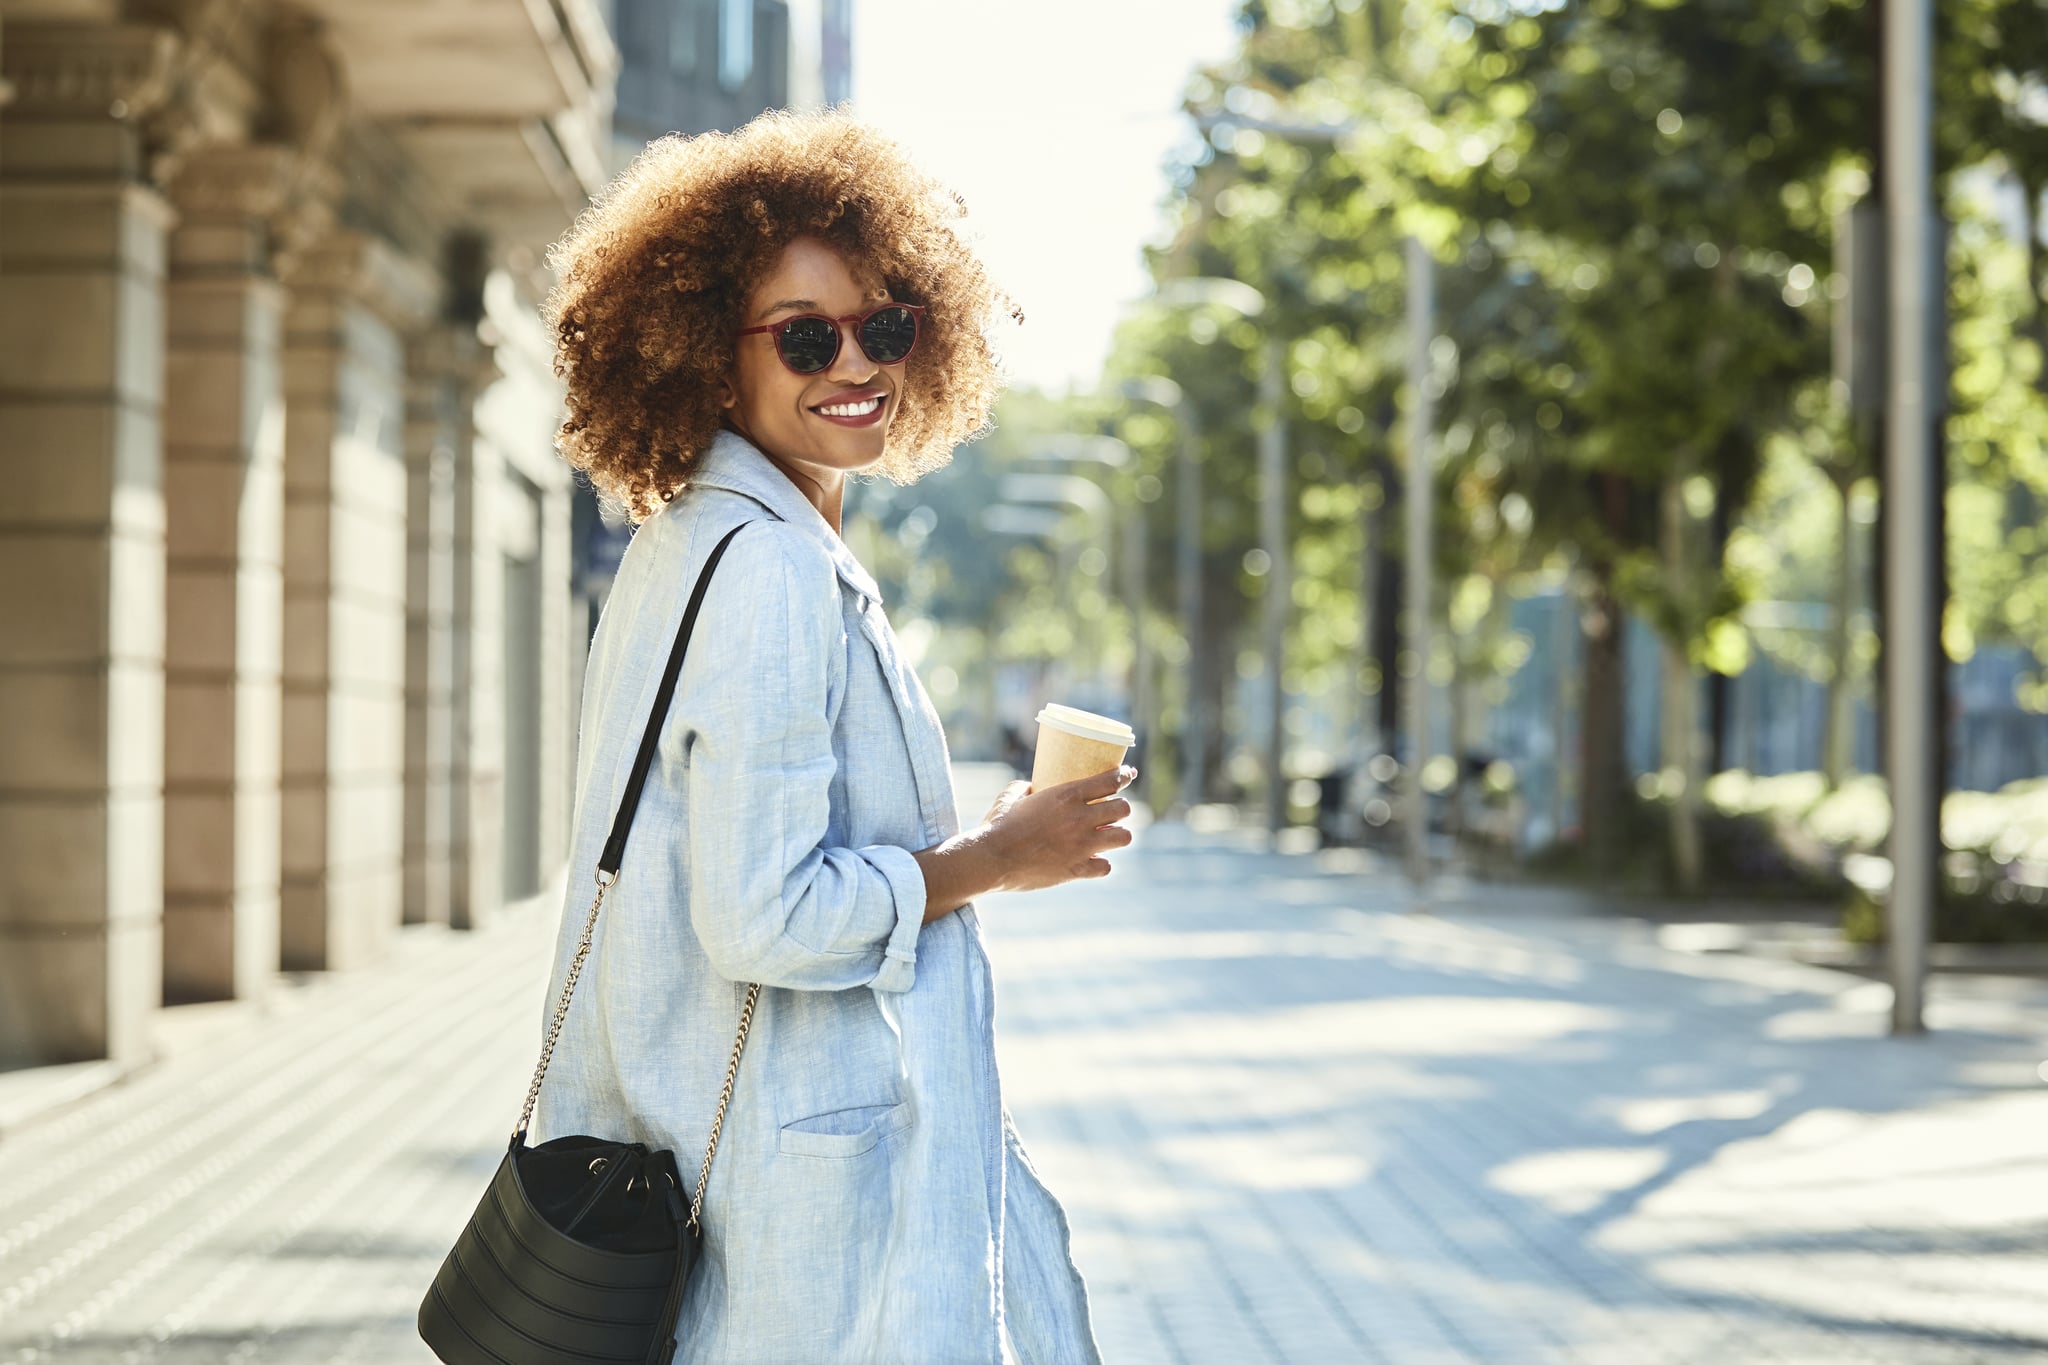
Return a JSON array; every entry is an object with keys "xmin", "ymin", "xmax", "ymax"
[{"xmin": 814, "ymin": 396, "xmax": 883, "ymax": 418}]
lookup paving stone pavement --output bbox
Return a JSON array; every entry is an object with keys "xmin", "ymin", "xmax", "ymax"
[
  {"xmin": 2, "ymin": 762, "xmax": 2045, "ymax": 1363},
  {"xmin": 967, "ymin": 783, "xmax": 2048, "ymax": 1365}
]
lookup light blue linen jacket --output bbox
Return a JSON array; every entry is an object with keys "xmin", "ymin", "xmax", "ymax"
[{"xmin": 530, "ymin": 428, "xmax": 1103, "ymax": 1364}]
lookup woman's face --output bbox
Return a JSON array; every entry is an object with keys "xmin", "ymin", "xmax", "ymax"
[{"xmin": 722, "ymin": 236, "xmax": 903, "ymax": 488}]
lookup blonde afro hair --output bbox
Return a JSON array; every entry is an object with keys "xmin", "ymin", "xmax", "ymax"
[{"xmin": 542, "ymin": 108, "xmax": 1019, "ymax": 522}]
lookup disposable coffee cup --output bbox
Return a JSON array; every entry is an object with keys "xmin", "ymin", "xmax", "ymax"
[{"xmin": 1031, "ymin": 703, "xmax": 1136, "ymax": 804}]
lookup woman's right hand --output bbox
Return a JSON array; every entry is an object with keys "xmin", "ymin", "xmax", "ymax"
[{"xmin": 980, "ymin": 766, "xmax": 1137, "ymax": 893}]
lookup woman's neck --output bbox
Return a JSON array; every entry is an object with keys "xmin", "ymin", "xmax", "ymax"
[
  {"xmin": 725, "ymin": 422, "xmax": 844, "ymax": 534},
  {"xmin": 772, "ymin": 455, "xmax": 844, "ymax": 535}
]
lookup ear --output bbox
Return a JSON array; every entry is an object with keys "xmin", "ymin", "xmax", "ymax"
[{"xmin": 717, "ymin": 375, "xmax": 736, "ymax": 409}]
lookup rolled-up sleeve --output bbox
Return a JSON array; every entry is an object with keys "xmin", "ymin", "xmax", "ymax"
[{"xmin": 675, "ymin": 526, "xmax": 926, "ymax": 992}]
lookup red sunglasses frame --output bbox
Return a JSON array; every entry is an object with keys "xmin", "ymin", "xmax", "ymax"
[{"xmin": 735, "ymin": 302, "xmax": 926, "ymax": 375}]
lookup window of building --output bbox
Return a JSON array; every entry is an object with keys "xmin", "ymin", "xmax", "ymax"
[
  {"xmin": 718, "ymin": 0, "xmax": 753, "ymax": 90},
  {"xmin": 822, "ymin": 0, "xmax": 852, "ymax": 105},
  {"xmin": 670, "ymin": 0, "xmax": 700, "ymax": 75},
  {"xmin": 758, "ymin": 0, "xmax": 788, "ymax": 106}
]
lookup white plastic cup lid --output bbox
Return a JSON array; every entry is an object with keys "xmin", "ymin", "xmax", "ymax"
[{"xmin": 1035, "ymin": 702, "xmax": 1135, "ymax": 748}]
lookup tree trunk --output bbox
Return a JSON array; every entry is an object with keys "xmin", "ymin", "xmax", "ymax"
[
  {"xmin": 1370, "ymin": 415, "xmax": 1403, "ymax": 757},
  {"xmin": 1660, "ymin": 477, "xmax": 1705, "ymax": 892},
  {"xmin": 1447, "ymin": 637, "xmax": 1468, "ymax": 842},
  {"xmin": 1661, "ymin": 640, "xmax": 1704, "ymax": 892},
  {"xmin": 1359, "ymin": 456, "xmax": 1384, "ymax": 757},
  {"xmin": 1932, "ymin": 438, "xmax": 1953, "ymax": 800},
  {"xmin": 1822, "ymin": 465, "xmax": 1859, "ymax": 789},
  {"xmin": 1194, "ymin": 547, "xmax": 1248, "ymax": 805},
  {"xmin": 1865, "ymin": 0, "xmax": 1889, "ymax": 787},
  {"xmin": 1581, "ymin": 565, "xmax": 1628, "ymax": 872},
  {"xmin": 1580, "ymin": 468, "xmax": 1634, "ymax": 871},
  {"xmin": 2024, "ymin": 173, "xmax": 2048, "ymax": 392},
  {"xmin": 1375, "ymin": 542, "xmax": 1402, "ymax": 757},
  {"xmin": 1707, "ymin": 482, "xmax": 1734, "ymax": 774}
]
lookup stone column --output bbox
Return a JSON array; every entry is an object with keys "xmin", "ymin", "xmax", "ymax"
[
  {"xmin": 497, "ymin": 470, "xmax": 544, "ymax": 901},
  {"xmin": 159, "ymin": 144, "xmax": 288, "ymax": 1003},
  {"xmin": 536, "ymin": 471, "xmax": 576, "ymax": 874},
  {"xmin": 0, "ymin": 24, "xmax": 178, "ymax": 1064},
  {"xmin": 279, "ymin": 230, "xmax": 435, "ymax": 970},
  {"xmin": 449, "ymin": 355, "xmax": 506, "ymax": 931},
  {"xmin": 400, "ymin": 325, "xmax": 480, "ymax": 927}
]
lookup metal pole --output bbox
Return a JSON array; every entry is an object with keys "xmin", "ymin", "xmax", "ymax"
[
  {"xmin": 1882, "ymin": 0, "xmax": 1932, "ymax": 1035},
  {"xmin": 1176, "ymin": 411, "xmax": 1205, "ymax": 815},
  {"xmin": 1259, "ymin": 334, "xmax": 1288, "ymax": 839},
  {"xmin": 1403, "ymin": 237, "xmax": 1436, "ymax": 888},
  {"xmin": 1125, "ymin": 499, "xmax": 1153, "ymax": 808}
]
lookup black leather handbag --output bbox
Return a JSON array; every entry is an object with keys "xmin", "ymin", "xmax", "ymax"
[{"xmin": 420, "ymin": 521, "xmax": 762, "ymax": 1365}]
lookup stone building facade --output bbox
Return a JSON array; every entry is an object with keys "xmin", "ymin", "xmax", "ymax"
[{"xmin": 0, "ymin": 0, "xmax": 615, "ymax": 1067}]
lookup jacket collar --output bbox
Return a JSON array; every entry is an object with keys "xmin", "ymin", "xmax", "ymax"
[{"xmin": 686, "ymin": 426, "xmax": 884, "ymax": 605}]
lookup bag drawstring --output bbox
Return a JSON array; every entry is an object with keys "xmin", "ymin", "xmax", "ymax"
[{"xmin": 647, "ymin": 1172, "xmax": 694, "ymax": 1364}]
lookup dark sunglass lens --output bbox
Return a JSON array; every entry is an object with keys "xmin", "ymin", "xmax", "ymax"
[
  {"xmin": 859, "ymin": 307, "xmax": 919, "ymax": 364},
  {"xmin": 777, "ymin": 317, "xmax": 838, "ymax": 372}
]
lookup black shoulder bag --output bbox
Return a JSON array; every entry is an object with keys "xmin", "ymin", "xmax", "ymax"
[{"xmin": 419, "ymin": 520, "xmax": 762, "ymax": 1365}]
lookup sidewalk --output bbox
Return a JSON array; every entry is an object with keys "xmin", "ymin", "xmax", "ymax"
[
  {"xmin": 978, "ymin": 791, "xmax": 2048, "ymax": 1363},
  {"xmin": 0, "ymin": 768, "xmax": 2043, "ymax": 1361},
  {"xmin": 1163, "ymin": 794, "xmax": 2048, "ymax": 980},
  {"xmin": 0, "ymin": 882, "xmax": 570, "ymax": 1364}
]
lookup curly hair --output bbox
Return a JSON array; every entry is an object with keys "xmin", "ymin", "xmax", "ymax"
[{"xmin": 542, "ymin": 109, "xmax": 1019, "ymax": 522}]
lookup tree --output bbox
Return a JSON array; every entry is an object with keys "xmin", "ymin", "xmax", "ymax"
[
  {"xmin": 1435, "ymin": 0, "xmax": 1859, "ymax": 882},
  {"xmin": 994, "ymin": 0, "xmax": 2048, "ymax": 887}
]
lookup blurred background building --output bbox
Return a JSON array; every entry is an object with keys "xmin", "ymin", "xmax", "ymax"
[
  {"xmin": 610, "ymin": 0, "xmax": 850, "ymax": 149},
  {"xmin": 572, "ymin": 0, "xmax": 852, "ymax": 639},
  {"xmin": 0, "ymin": 0, "xmax": 844, "ymax": 1070}
]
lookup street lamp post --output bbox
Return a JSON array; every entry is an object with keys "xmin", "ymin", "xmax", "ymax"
[
  {"xmin": 1404, "ymin": 237, "xmax": 1437, "ymax": 891},
  {"xmin": 1128, "ymin": 484, "xmax": 1151, "ymax": 803},
  {"xmin": 1119, "ymin": 377, "xmax": 1197, "ymax": 817},
  {"xmin": 1257, "ymin": 333, "xmax": 1289, "ymax": 840},
  {"xmin": 1190, "ymin": 109, "xmax": 1443, "ymax": 871},
  {"xmin": 1882, "ymin": 0, "xmax": 1935, "ymax": 1035}
]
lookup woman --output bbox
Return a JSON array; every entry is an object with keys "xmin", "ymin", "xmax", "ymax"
[{"xmin": 528, "ymin": 110, "xmax": 1127, "ymax": 1364}]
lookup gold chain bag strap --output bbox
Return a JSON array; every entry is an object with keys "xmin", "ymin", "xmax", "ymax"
[{"xmin": 420, "ymin": 521, "xmax": 760, "ymax": 1365}]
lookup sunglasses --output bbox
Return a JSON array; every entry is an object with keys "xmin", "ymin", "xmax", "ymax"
[{"xmin": 736, "ymin": 302, "xmax": 926, "ymax": 375}]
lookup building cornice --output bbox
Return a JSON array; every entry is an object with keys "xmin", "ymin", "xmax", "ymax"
[
  {"xmin": 168, "ymin": 139, "xmax": 295, "ymax": 219},
  {"xmin": 288, "ymin": 228, "xmax": 442, "ymax": 334},
  {"xmin": 0, "ymin": 23, "xmax": 179, "ymax": 119}
]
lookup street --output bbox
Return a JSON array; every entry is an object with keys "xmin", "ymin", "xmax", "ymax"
[{"xmin": 2, "ymin": 763, "xmax": 2045, "ymax": 1363}]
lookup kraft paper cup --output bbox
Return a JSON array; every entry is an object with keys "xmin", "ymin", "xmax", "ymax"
[{"xmin": 1031, "ymin": 703, "xmax": 1136, "ymax": 803}]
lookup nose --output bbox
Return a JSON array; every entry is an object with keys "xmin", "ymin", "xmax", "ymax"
[{"xmin": 824, "ymin": 318, "xmax": 879, "ymax": 384}]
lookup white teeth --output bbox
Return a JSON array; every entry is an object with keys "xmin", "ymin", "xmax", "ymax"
[{"xmin": 816, "ymin": 396, "xmax": 881, "ymax": 417}]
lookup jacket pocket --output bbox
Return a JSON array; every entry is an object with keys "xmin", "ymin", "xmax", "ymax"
[{"xmin": 776, "ymin": 1100, "xmax": 913, "ymax": 1160}]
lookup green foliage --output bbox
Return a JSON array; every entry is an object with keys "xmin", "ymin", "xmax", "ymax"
[
  {"xmin": 1945, "ymin": 192, "xmax": 2048, "ymax": 686},
  {"xmin": 1436, "ymin": 0, "xmax": 1867, "ymax": 670},
  {"xmin": 932, "ymin": 0, "xmax": 2048, "ymax": 852},
  {"xmin": 1707, "ymin": 768, "xmax": 2048, "ymax": 942}
]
